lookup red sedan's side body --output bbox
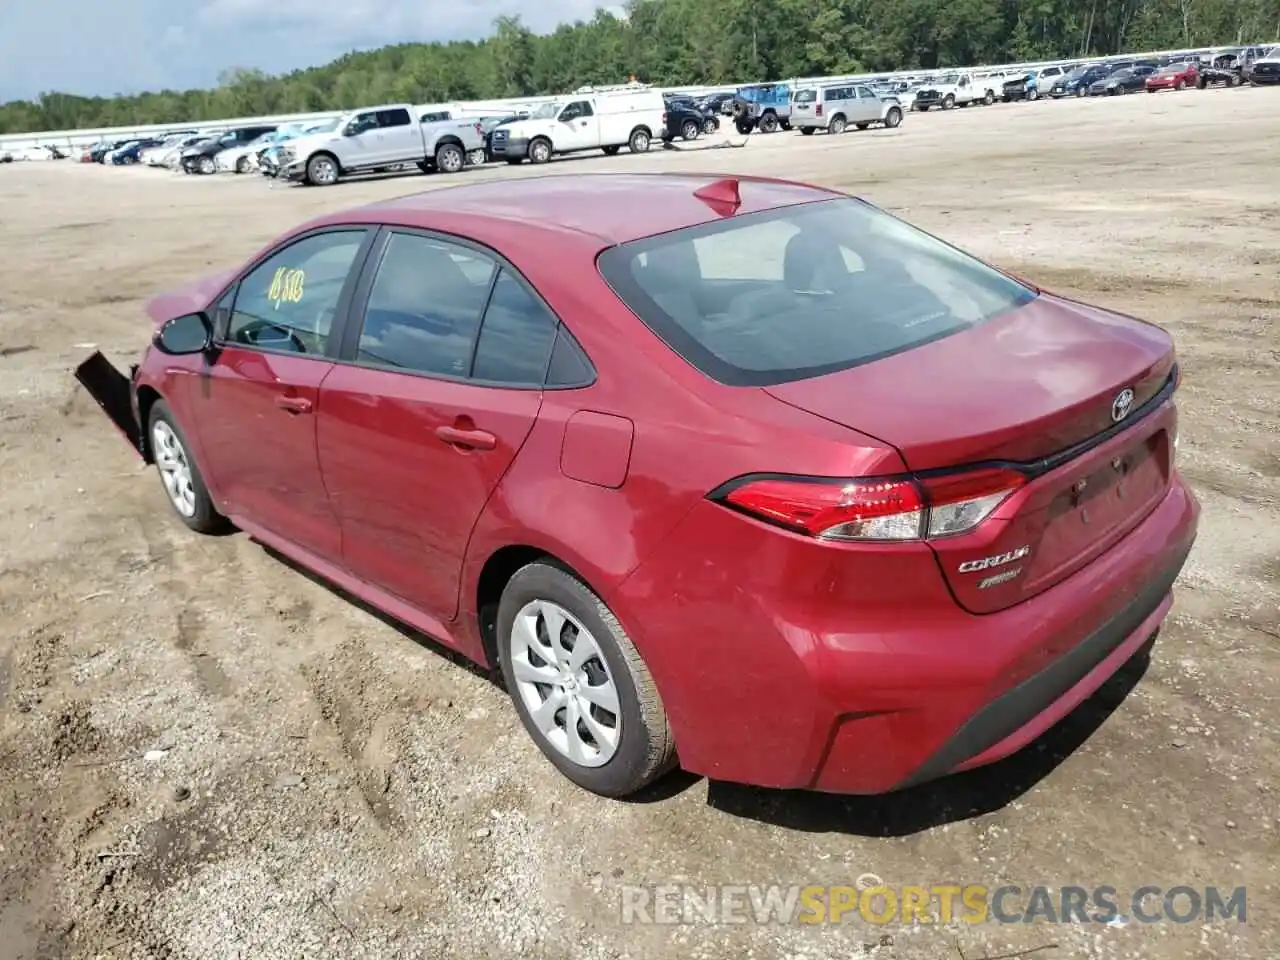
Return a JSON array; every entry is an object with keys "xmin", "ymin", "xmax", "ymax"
[
  {"xmin": 92, "ymin": 174, "xmax": 1199, "ymax": 794},
  {"xmin": 1146, "ymin": 64, "xmax": 1199, "ymax": 91}
]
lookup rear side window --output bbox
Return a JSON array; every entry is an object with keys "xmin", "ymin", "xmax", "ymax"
[
  {"xmin": 471, "ymin": 269, "xmax": 559, "ymax": 384},
  {"xmin": 597, "ymin": 198, "xmax": 1036, "ymax": 387}
]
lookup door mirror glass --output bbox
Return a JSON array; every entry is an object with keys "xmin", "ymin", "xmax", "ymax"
[{"xmin": 155, "ymin": 313, "xmax": 212, "ymax": 355}]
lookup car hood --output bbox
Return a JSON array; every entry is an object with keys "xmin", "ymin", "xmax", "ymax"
[
  {"xmin": 144, "ymin": 267, "xmax": 238, "ymax": 330},
  {"xmin": 762, "ymin": 292, "xmax": 1174, "ymax": 471}
]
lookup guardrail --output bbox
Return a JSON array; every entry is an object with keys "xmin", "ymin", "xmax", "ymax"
[{"xmin": 0, "ymin": 42, "xmax": 1261, "ymax": 152}]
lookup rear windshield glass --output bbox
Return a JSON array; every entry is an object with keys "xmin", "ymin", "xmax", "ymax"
[
  {"xmin": 793, "ymin": 89, "xmax": 817, "ymax": 103},
  {"xmin": 596, "ymin": 198, "xmax": 1036, "ymax": 387}
]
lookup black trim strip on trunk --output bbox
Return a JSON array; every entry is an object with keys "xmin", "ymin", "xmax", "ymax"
[{"xmin": 707, "ymin": 365, "xmax": 1178, "ymax": 504}]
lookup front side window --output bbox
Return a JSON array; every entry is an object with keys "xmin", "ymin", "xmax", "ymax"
[
  {"xmin": 347, "ymin": 113, "xmax": 377, "ymax": 136},
  {"xmin": 355, "ymin": 233, "xmax": 497, "ymax": 377},
  {"xmin": 225, "ymin": 230, "xmax": 367, "ymax": 355},
  {"xmin": 597, "ymin": 199, "xmax": 1036, "ymax": 387},
  {"xmin": 377, "ymin": 108, "xmax": 411, "ymax": 127},
  {"xmin": 560, "ymin": 101, "xmax": 593, "ymax": 121}
]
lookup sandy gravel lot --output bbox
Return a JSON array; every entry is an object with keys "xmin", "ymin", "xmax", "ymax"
[{"xmin": 1, "ymin": 88, "xmax": 1277, "ymax": 960}]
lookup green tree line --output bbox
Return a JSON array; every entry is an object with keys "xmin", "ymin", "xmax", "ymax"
[{"xmin": 2, "ymin": 0, "xmax": 1277, "ymax": 134}]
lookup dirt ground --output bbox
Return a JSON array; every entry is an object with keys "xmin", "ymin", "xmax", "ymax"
[{"xmin": 1, "ymin": 88, "xmax": 1277, "ymax": 960}]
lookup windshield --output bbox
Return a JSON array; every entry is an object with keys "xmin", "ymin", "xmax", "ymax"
[
  {"xmin": 1111, "ymin": 68, "xmax": 1134, "ymax": 79},
  {"xmin": 596, "ymin": 198, "xmax": 1035, "ymax": 387},
  {"xmin": 530, "ymin": 102, "xmax": 561, "ymax": 119},
  {"xmin": 938, "ymin": 73, "xmax": 959, "ymax": 84},
  {"xmin": 793, "ymin": 89, "xmax": 817, "ymax": 103},
  {"xmin": 1264, "ymin": 45, "xmax": 1280, "ymax": 58}
]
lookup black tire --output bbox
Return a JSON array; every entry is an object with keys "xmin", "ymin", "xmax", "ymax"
[
  {"xmin": 146, "ymin": 400, "xmax": 229, "ymax": 535},
  {"xmin": 528, "ymin": 138, "xmax": 552, "ymax": 164},
  {"xmin": 735, "ymin": 121, "xmax": 753, "ymax": 135},
  {"xmin": 942, "ymin": 94, "xmax": 956, "ymax": 109},
  {"xmin": 703, "ymin": 117, "xmax": 718, "ymax": 134},
  {"xmin": 984, "ymin": 89, "xmax": 995, "ymax": 105},
  {"xmin": 919, "ymin": 104, "xmax": 931, "ymax": 111},
  {"xmin": 601, "ymin": 145, "xmax": 621, "ymax": 156},
  {"xmin": 628, "ymin": 127, "xmax": 651, "ymax": 153},
  {"xmin": 235, "ymin": 156, "xmax": 249, "ymax": 174},
  {"xmin": 435, "ymin": 142, "xmax": 464, "ymax": 174},
  {"xmin": 198, "ymin": 155, "xmax": 215, "ymax": 175},
  {"xmin": 829, "ymin": 114, "xmax": 847, "ymax": 135},
  {"xmin": 799, "ymin": 126, "xmax": 815, "ymax": 135},
  {"xmin": 505, "ymin": 157, "xmax": 523, "ymax": 165},
  {"xmin": 1197, "ymin": 77, "xmax": 1207, "ymax": 89},
  {"xmin": 305, "ymin": 153, "xmax": 340, "ymax": 186},
  {"xmin": 680, "ymin": 119, "xmax": 699, "ymax": 141},
  {"xmin": 759, "ymin": 112, "xmax": 779, "ymax": 133},
  {"xmin": 855, "ymin": 121, "xmax": 869, "ymax": 130},
  {"xmin": 884, "ymin": 107, "xmax": 902, "ymax": 128},
  {"xmin": 497, "ymin": 562, "xmax": 676, "ymax": 798},
  {"xmin": 1027, "ymin": 88, "xmax": 1039, "ymax": 101}
]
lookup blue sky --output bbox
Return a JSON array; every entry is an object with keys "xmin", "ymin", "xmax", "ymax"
[{"xmin": 0, "ymin": 0, "xmax": 616, "ymax": 101}]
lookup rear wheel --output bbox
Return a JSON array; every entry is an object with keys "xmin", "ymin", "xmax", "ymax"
[
  {"xmin": 435, "ymin": 142, "xmax": 464, "ymax": 174},
  {"xmin": 147, "ymin": 401, "xmax": 228, "ymax": 535},
  {"xmin": 702, "ymin": 117, "xmax": 718, "ymax": 134},
  {"xmin": 498, "ymin": 562, "xmax": 675, "ymax": 798},
  {"xmin": 759, "ymin": 112, "xmax": 779, "ymax": 133},
  {"xmin": 628, "ymin": 128, "xmax": 651, "ymax": 153},
  {"xmin": 680, "ymin": 119, "xmax": 699, "ymax": 141},
  {"xmin": 884, "ymin": 107, "xmax": 903, "ymax": 128}
]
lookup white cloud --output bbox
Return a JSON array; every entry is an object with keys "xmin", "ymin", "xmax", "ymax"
[{"xmin": 0, "ymin": 0, "xmax": 611, "ymax": 101}]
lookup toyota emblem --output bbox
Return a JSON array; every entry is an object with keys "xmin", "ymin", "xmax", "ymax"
[{"xmin": 1111, "ymin": 388, "xmax": 1135, "ymax": 423}]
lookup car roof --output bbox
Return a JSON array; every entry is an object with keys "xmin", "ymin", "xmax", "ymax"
[{"xmin": 325, "ymin": 173, "xmax": 842, "ymax": 247}]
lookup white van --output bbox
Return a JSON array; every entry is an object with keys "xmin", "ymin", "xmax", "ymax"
[{"xmin": 488, "ymin": 89, "xmax": 666, "ymax": 164}]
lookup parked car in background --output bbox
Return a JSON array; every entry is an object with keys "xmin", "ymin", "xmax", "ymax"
[
  {"xmin": 731, "ymin": 82, "xmax": 792, "ymax": 133},
  {"xmin": 793, "ymin": 82, "xmax": 903, "ymax": 134},
  {"xmin": 1251, "ymin": 45, "xmax": 1280, "ymax": 85},
  {"xmin": 489, "ymin": 90, "xmax": 664, "ymax": 164},
  {"xmin": 661, "ymin": 96, "xmax": 706, "ymax": 141},
  {"xmin": 1023, "ymin": 65, "xmax": 1066, "ymax": 100},
  {"xmin": 476, "ymin": 114, "xmax": 525, "ymax": 162},
  {"xmin": 1001, "ymin": 72, "xmax": 1034, "ymax": 101},
  {"xmin": 111, "ymin": 138, "xmax": 167, "ymax": 165},
  {"xmin": 1090, "ymin": 65, "xmax": 1157, "ymax": 95},
  {"xmin": 697, "ymin": 91, "xmax": 736, "ymax": 115},
  {"xmin": 182, "ymin": 126, "xmax": 278, "ymax": 174},
  {"xmin": 277, "ymin": 105, "xmax": 486, "ymax": 184},
  {"xmin": 664, "ymin": 95, "xmax": 719, "ymax": 135},
  {"xmin": 1052, "ymin": 64, "xmax": 1111, "ymax": 97},
  {"xmin": 1145, "ymin": 62, "xmax": 1198, "ymax": 92},
  {"xmin": 142, "ymin": 133, "xmax": 206, "ymax": 167},
  {"xmin": 74, "ymin": 172, "xmax": 1199, "ymax": 800}
]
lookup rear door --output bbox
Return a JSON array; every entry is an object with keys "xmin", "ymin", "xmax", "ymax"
[
  {"xmin": 316, "ymin": 229, "xmax": 556, "ymax": 622},
  {"xmin": 376, "ymin": 108, "xmax": 418, "ymax": 161},
  {"xmin": 195, "ymin": 227, "xmax": 374, "ymax": 561}
]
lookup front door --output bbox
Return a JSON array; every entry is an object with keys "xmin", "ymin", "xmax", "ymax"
[
  {"xmin": 557, "ymin": 100, "xmax": 600, "ymax": 150},
  {"xmin": 854, "ymin": 86, "xmax": 881, "ymax": 123},
  {"xmin": 194, "ymin": 228, "xmax": 371, "ymax": 561},
  {"xmin": 342, "ymin": 111, "xmax": 386, "ymax": 166},
  {"xmin": 317, "ymin": 230, "xmax": 557, "ymax": 621}
]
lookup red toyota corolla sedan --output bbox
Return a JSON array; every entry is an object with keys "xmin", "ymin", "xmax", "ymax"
[{"xmin": 75, "ymin": 173, "xmax": 1199, "ymax": 798}]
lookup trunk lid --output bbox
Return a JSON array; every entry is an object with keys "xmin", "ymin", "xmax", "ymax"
[{"xmin": 765, "ymin": 293, "xmax": 1178, "ymax": 613}]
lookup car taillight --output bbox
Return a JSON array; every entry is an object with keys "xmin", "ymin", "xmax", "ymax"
[
  {"xmin": 815, "ymin": 103, "xmax": 823, "ymax": 116},
  {"xmin": 715, "ymin": 467, "xmax": 1025, "ymax": 542}
]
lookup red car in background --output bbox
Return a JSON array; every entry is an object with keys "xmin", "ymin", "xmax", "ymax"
[
  {"xmin": 1146, "ymin": 61, "xmax": 1199, "ymax": 91},
  {"xmin": 75, "ymin": 173, "xmax": 1199, "ymax": 799}
]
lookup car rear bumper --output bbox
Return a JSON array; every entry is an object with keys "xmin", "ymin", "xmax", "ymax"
[
  {"xmin": 74, "ymin": 351, "xmax": 145, "ymax": 456},
  {"xmin": 612, "ymin": 472, "xmax": 1199, "ymax": 794}
]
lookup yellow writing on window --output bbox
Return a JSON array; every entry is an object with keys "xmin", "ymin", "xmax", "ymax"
[{"xmin": 267, "ymin": 267, "xmax": 305, "ymax": 309}]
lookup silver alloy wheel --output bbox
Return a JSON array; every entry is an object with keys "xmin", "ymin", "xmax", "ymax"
[
  {"xmin": 437, "ymin": 145, "xmax": 463, "ymax": 172},
  {"xmin": 309, "ymin": 156, "xmax": 338, "ymax": 185},
  {"xmin": 530, "ymin": 140, "xmax": 551, "ymax": 163},
  {"xmin": 509, "ymin": 599, "xmax": 621, "ymax": 768},
  {"xmin": 198, "ymin": 156, "xmax": 215, "ymax": 174},
  {"xmin": 152, "ymin": 420, "xmax": 197, "ymax": 517}
]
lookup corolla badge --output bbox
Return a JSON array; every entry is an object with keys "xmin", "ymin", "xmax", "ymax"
[
  {"xmin": 958, "ymin": 545, "xmax": 1031, "ymax": 574},
  {"xmin": 1111, "ymin": 388, "xmax": 1135, "ymax": 422}
]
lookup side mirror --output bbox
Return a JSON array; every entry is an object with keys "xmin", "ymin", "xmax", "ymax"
[{"xmin": 155, "ymin": 312, "xmax": 213, "ymax": 355}]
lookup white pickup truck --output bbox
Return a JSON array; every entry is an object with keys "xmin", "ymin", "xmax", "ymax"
[
  {"xmin": 487, "ymin": 89, "xmax": 665, "ymax": 164},
  {"xmin": 912, "ymin": 71, "xmax": 1002, "ymax": 110},
  {"xmin": 276, "ymin": 103, "xmax": 487, "ymax": 186}
]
